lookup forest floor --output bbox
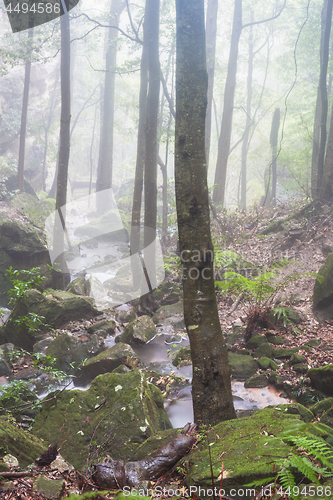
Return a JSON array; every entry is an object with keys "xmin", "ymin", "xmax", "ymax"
[{"xmin": 2, "ymin": 198, "xmax": 333, "ymax": 499}]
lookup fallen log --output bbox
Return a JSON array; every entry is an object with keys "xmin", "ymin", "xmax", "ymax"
[{"xmin": 93, "ymin": 422, "xmax": 197, "ymax": 489}]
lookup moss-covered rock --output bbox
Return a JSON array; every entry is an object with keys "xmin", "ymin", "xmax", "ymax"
[
  {"xmin": 66, "ymin": 276, "xmax": 91, "ymax": 296},
  {"xmin": 313, "ymin": 253, "xmax": 333, "ymax": 320},
  {"xmin": 1, "ymin": 289, "xmax": 99, "ymax": 351},
  {"xmin": 308, "ymin": 364, "xmax": 333, "ymax": 395},
  {"xmin": 244, "ymin": 374, "xmax": 268, "ymax": 388},
  {"xmin": 32, "ymin": 370, "xmax": 172, "ymax": 470},
  {"xmin": 32, "ymin": 475, "xmax": 65, "ymax": 499},
  {"xmin": 45, "ymin": 333, "xmax": 102, "ymax": 373},
  {"xmin": 0, "ymin": 417, "xmax": 44, "ymax": 466},
  {"xmin": 87, "ymin": 319, "xmax": 116, "ymax": 337},
  {"xmin": 245, "ymin": 335, "xmax": 268, "ymax": 350},
  {"xmin": 184, "ymin": 406, "xmax": 306, "ymax": 495},
  {"xmin": 266, "ymin": 333, "xmax": 288, "ymax": 345},
  {"xmin": 310, "ymin": 398, "xmax": 333, "ymax": 416},
  {"xmin": 74, "ymin": 343, "xmax": 143, "ymax": 386},
  {"xmin": 115, "ymin": 316, "xmax": 156, "ymax": 345},
  {"xmin": 272, "ymin": 347, "xmax": 299, "ymax": 359},
  {"xmin": 172, "ymin": 346, "xmax": 192, "ymax": 367},
  {"xmin": 257, "ymin": 357, "xmax": 271, "ymax": 370},
  {"xmin": 253, "ymin": 343, "xmax": 274, "ymax": 359},
  {"xmin": 152, "ymin": 302, "xmax": 184, "ymax": 330},
  {"xmin": 320, "ymin": 407, "xmax": 333, "ymax": 428},
  {"xmin": 227, "ymin": 353, "xmax": 258, "ymax": 380},
  {"xmin": 290, "ymin": 353, "xmax": 306, "ymax": 365}
]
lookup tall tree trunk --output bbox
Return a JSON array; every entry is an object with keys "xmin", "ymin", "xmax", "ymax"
[
  {"xmin": 18, "ymin": 27, "xmax": 33, "ymax": 192},
  {"xmin": 270, "ymin": 107, "xmax": 280, "ymax": 206},
  {"xmin": 240, "ymin": 13, "xmax": 253, "ymax": 210},
  {"xmin": 205, "ymin": 0, "xmax": 218, "ymax": 169},
  {"xmin": 53, "ymin": 3, "xmax": 71, "ymax": 284},
  {"xmin": 143, "ymin": 0, "xmax": 160, "ymax": 292},
  {"xmin": 96, "ymin": 0, "xmax": 124, "ymax": 212},
  {"xmin": 175, "ymin": 0, "xmax": 236, "ymax": 427},
  {"xmin": 316, "ymin": 0, "xmax": 333, "ymax": 198},
  {"xmin": 212, "ymin": 0, "xmax": 242, "ymax": 206}
]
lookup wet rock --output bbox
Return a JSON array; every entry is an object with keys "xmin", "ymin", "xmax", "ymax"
[
  {"xmin": 308, "ymin": 364, "xmax": 333, "ymax": 395},
  {"xmin": 0, "ymin": 359, "xmax": 11, "ymax": 376},
  {"xmin": 115, "ymin": 308, "xmax": 136, "ymax": 324},
  {"xmin": 172, "ymin": 346, "xmax": 191, "ymax": 367},
  {"xmin": 9, "ymin": 367, "xmax": 39, "ymax": 380},
  {"xmin": 116, "ymin": 316, "xmax": 156, "ymax": 345},
  {"xmin": 310, "ymin": 398, "xmax": 333, "ymax": 417},
  {"xmin": 1, "ymin": 289, "xmax": 99, "ymax": 351},
  {"xmin": 32, "ymin": 475, "xmax": 65, "ymax": 499},
  {"xmin": 313, "ymin": 253, "xmax": 333, "ymax": 320},
  {"xmin": 184, "ymin": 405, "xmax": 309, "ymax": 493},
  {"xmin": 151, "ymin": 280, "xmax": 182, "ymax": 307},
  {"xmin": 45, "ymin": 333, "xmax": 102, "ymax": 373},
  {"xmin": 33, "ymin": 370, "xmax": 172, "ymax": 470},
  {"xmin": 66, "ymin": 276, "xmax": 91, "ymax": 296},
  {"xmin": 253, "ymin": 343, "xmax": 273, "ymax": 359},
  {"xmin": 33, "ymin": 336, "xmax": 54, "ymax": 353},
  {"xmin": 244, "ymin": 374, "xmax": 268, "ymax": 388},
  {"xmin": 87, "ymin": 319, "xmax": 116, "ymax": 337},
  {"xmin": 152, "ymin": 302, "xmax": 185, "ymax": 330},
  {"xmin": 74, "ymin": 342, "xmax": 143, "ymax": 386},
  {"xmin": 245, "ymin": 335, "xmax": 268, "ymax": 350},
  {"xmin": 227, "ymin": 353, "xmax": 258, "ymax": 380},
  {"xmin": 257, "ymin": 357, "xmax": 271, "ymax": 370},
  {"xmin": 0, "ymin": 416, "xmax": 45, "ymax": 466},
  {"xmin": 272, "ymin": 347, "xmax": 299, "ymax": 359}
]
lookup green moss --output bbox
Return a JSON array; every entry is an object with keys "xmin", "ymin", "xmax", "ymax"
[{"xmin": 0, "ymin": 417, "xmax": 44, "ymax": 466}]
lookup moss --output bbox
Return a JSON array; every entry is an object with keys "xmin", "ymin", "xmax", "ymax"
[
  {"xmin": 272, "ymin": 347, "xmax": 299, "ymax": 359},
  {"xmin": 172, "ymin": 346, "xmax": 191, "ymax": 367},
  {"xmin": 227, "ymin": 353, "xmax": 258, "ymax": 380},
  {"xmin": 0, "ymin": 417, "xmax": 45, "ymax": 466},
  {"xmin": 32, "ymin": 370, "xmax": 172, "ymax": 470},
  {"xmin": 310, "ymin": 398, "xmax": 333, "ymax": 416}
]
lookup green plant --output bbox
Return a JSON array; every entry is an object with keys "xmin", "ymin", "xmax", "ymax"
[
  {"xmin": 5, "ymin": 266, "xmax": 46, "ymax": 304},
  {"xmin": 14, "ymin": 312, "xmax": 46, "ymax": 334},
  {"xmin": 246, "ymin": 421, "xmax": 333, "ymax": 500}
]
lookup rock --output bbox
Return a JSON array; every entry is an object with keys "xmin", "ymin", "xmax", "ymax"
[
  {"xmin": 74, "ymin": 343, "xmax": 143, "ymax": 386},
  {"xmin": 272, "ymin": 347, "xmax": 299, "ymax": 359},
  {"xmin": 32, "ymin": 475, "xmax": 65, "ymax": 499},
  {"xmin": 151, "ymin": 280, "xmax": 182, "ymax": 307},
  {"xmin": 33, "ymin": 370, "xmax": 172, "ymax": 470},
  {"xmin": 257, "ymin": 357, "xmax": 271, "ymax": 370},
  {"xmin": 115, "ymin": 316, "xmax": 156, "ymax": 345},
  {"xmin": 172, "ymin": 346, "xmax": 191, "ymax": 367},
  {"xmin": 66, "ymin": 276, "xmax": 91, "ymax": 296},
  {"xmin": 310, "ymin": 398, "xmax": 333, "ymax": 416},
  {"xmin": 227, "ymin": 353, "xmax": 258, "ymax": 380},
  {"xmin": 0, "ymin": 359, "xmax": 11, "ymax": 376},
  {"xmin": 313, "ymin": 253, "xmax": 333, "ymax": 320},
  {"xmin": 184, "ymin": 405, "xmax": 308, "ymax": 494},
  {"xmin": 268, "ymin": 306, "xmax": 304, "ymax": 325},
  {"xmin": 152, "ymin": 302, "xmax": 185, "ymax": 330},
  {"xmin": 245, "ymin": 335, "xmax": 268, "ymax": 350},
  {"xmin": 244, "ymin": 374, "xmax": 268, "ymax": 388},
  {"xmin": 0, "ymin": 416, "xmax": 45, "ymax": 466},
  {"xmin": 265, "ymin": 333, "xmax": 288, "ymax": 345},
  {"xmin": 319, "ymin": 407, "xmax": 333, "ymax": 428},
  {"xmin": 279, "ymin": 402, "xmax": 314, "ymax": 423},
  {"xmin": 45, "ymin": 333, "xmax": 102, "ymax": 373},
  {"xmin": 87, "ymin": 319, "xmax": 116, "ymax": 337},
  {"xmin": 306, "ymin": 339, "xmax": 321, "ymax": 347},
  {"xmin": 0, "ymin": 210, "xmax": 51, "ymax": 308},
  {"xmin": 253, "ymin": 343, "xmax": 274, "ymax": 359},
  {"xmin": 289, "ymin": 353, "xmax": 306, "ymax": 365},
  {"xmin": 33, "ymin": 336, "xmax": 54, "ymax": 353},
  {"xmin": 308, "ymin": 364, "xmax": 333, "ymax": 395},
  {"xmin": 115, "ymin": 308, "xmax": 136, "ymax": 324},
  {"xmin": 226, "ymin": 330, "xmax": 245, "ymax": 349},
  {"xmin": 293, "ymin": 363, "xmax": 308, "ymax": 374},
  {"xmin": 1, "ymin": 289, "xmax": 99, "ymax": 351}
]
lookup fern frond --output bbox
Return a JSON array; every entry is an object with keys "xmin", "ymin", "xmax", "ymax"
[
  {"xmin": 287, "ymin": 452, "xmax": 321, "ymax": 484},
  {"xmin": 278, "ymin": 467, "xmax": 297, "ymax": 496},
  {"xmin": 244, "ymin": 476, "xmax": 276, "ymax": 487}
]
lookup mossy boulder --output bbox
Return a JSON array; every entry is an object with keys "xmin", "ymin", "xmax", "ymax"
[
  {"xmin": 227, "ymin": 353, "xmax": 258, "ymax": 380},
  {"xmin": 272, "ymin": 347, "xmax": 299, "ymax": 359},
  {"xmin": 319, "ymin": 407, "xmax": 333, "ymax": 428},
  {"xmin": 184, "ymin": 405, "xmax": 307, "ymax": 495},
  {"xmin": 66, "ymin": 276, "xmax": 91, "ymax": 296},
  {"xmin": 253, "ymin": 343, "xmax": 274, "ymax": 359},
  {"xmin": 0, "ymin": 416, "xmax": 45, "ymax": 466},
  {"xmin": 257, "ymin": 357, "xmax": 271, "ymax": 370},
  {"xmin": 87, "ymin": 319, "xmax": 116, "ymax": 337},
  {"xmin": 310, "ymin": 398, "xmax": 333, "ymax": 416},
  {"xmin": 115, "ymin": 316, "xmax": 156, "ymax": 345},
  {"xmin": 45, "ymin": 333, "xmax": 102, "ymax": 373},
  {"xmin": 74, "ymin": 343, "xmax": 143, "ymax": 386},
  {"xmin": 245, "ymin": 335, "xmax": 268, "ymax": 350},
  {"xmin": 172, "ymin": 346, "xmax": 192, "ymax": 367},
  {"xmin": 308, "ymin": 364, "xmax": 333, "ymax": 395},
  {"xmin": 152, "ymin": 302, "xmax": 184, "ymax": 330},
  {"xmin": 32, "ymin": 370, "xmax": 172, "ymax": 470},
  {"xmin": 1, "ymin": 289, "xmax": 99, "ymax": 351},
  {"xmin": 313, "ymin": 253, "xmax": 333, "ymax": 320},
  {"xmin": 244, "ymin": 374, "xmax": 268, "ymax": 388},
  {"xmin": 151, "ymin": 280, "xmax": 182, "ymax": 307}
]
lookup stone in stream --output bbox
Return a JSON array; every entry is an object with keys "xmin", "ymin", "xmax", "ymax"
[
  {"xmin": 227, "ymin": 352, "xmax": 258, "ymax": 380},
  {"xmin": 33, "ymin": 370, "xmax": 172, "ymax": 470},
  {"xmin": 115, "ymin": 315, "xmax": 156, "ymax": 345},
  {"xmin": 152, "ymin": 302, "xmax": 185, "ymax": 330}
]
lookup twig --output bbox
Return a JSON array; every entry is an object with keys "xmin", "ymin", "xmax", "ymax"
[
  {"xmin": 0, "ymin": 471, "xmax": 31, "ymax": 478},
  {"xmin": 227, "ymin": 293, "xmax": 244, "ymax": 316}
]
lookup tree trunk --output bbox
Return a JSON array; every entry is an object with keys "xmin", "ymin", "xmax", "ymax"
[
  {"xmin": 240, "ymin": 13, "xmax": 253, "ymax": 210},
  {"xmin": 96, "ymin": 0, "xmax": 124, "ymax": 212},
  {"xmin": 212, "ymin": 0, "xmax": 242, "ymax": 205},
  {"xmin": 316, "ymin": 0, "xmax": 333, "ymax": 198},
  {"xmin": 205, "ymin": 0, "xmax": 218, "ymax": 169},
  {"xmin": 53, "ymin": 3, "xmax": 71, "ymax": 283},
  {"xmin": 270, "ymin": 107, "xmax": 280, "ymax": 206},
  {"xmin": 18, "ymin": 27, "xmax": 33, "ymax": 192},
  {"xmin": 175, "ymin": 0, "xmax": 236, "ymax": 426}
]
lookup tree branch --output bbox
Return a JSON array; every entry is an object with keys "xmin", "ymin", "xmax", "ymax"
[{"xmin": 242, "ymin": 1, "xmax": 286, "ymax": 30}]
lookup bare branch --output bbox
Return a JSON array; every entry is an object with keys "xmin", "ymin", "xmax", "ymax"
[
  {"xmin": 160, "ymin": 69, "xmax": 175, "ymax": 119},
  {"xmin": 242, "ymin": 1, "xmax": 286, "ymax": 30}
]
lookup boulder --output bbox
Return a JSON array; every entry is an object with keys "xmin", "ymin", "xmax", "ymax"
[
  {"xmin": 245, "ymin": 335, "xmax": 268, "ymax": 350},
  {"xmin": 272, "ymin": 347, "xmax": 299, "ymax": 359},
  {"xmin": 151, "ymin": 280, "xmax": 182, "ymax": 307},
  {"xmin": 172, "ymin": 346, "xmax": 191, "ymax": 367},
  {"xmin": 253, "ymin": 343, "xmax": 274, "ymax": 359},
  {"xmin": 66, "ymin": 276, "xmax": 91, "ymax": 296},
  {"xmin": 115, "ymin": 316, "xmax": 156, "ymax": 345},
  {"xmin": 244, "ymin": 374, "xmax": 268, "ymax": 388},
  {"xmin": 227, "ymin": 353, "xmax": 258, "ymax": 380},
  {"xmin": 33, "ymin": 370, "xmax": 172, "ymax": 470},
  {"xmin": 313, "ymin": 253, "xmax": 333, "ymax": 320},
  {"xmin": 87, "ymin": 319, "xmax": 116, "ymax": 337},
  {"xmin": 0, "ymin": 416, "xmax": 45, "ymax": 466},
  {"xmin": 152, "ymin": 302, "xmax": 185, "ymax": 330},
  {"xmin": 308, "ymin": 364, "xmax": 333, "ymax": 395},
  {"xmin": 1, "ymin": 289, "xmax": 99, "ymax": 351},
  {"xmin": 45, "ymin": 333, "xmax": 103, "ymax": 373},
  {"xmin": 184, "ymin": 405, "xmax": 308, "ymax": 495},
  {"xmin": 74, "ymin": 343, "xmax": 143, "ymax": 386}
]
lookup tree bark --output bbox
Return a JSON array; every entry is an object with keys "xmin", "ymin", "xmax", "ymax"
[
  {"xmin": 205, "ymin": 0, "xmax": 218, "ymax": 169},
  {"xmin": 96, "ymin": 0, "xmax": 124, "ymax": 212},
  {"xmin": 175, "ymin": 0, "xmax": 236, "ymax": 426},
  {"xmin": 270, "ymin": 107, "xmax": 280, "ymax": 206},
  {"xmin": 18, "ymin": 27, "xmax": 33, "ymax": 192},
  {"xmin": 316, "ymin": 0, "xmax": 333, "ymax": 198},
  {"xmin": 212, "ymin": 0, "xmax": 242, "ymax": 206}
]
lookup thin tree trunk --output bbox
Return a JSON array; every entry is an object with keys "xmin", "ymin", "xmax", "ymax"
[
  {"xmin": 316, "ymin": 0, "xmax": 333, "ymax": 198},
  {"xmin": 205, "ymin": 0, "xmax": 218, "ymax": 169},
  {"xmin": 175, "ymin": 0, "xmax": 236, "ymax": 427},
  {"xmin": 212, "ymin": 0, "xmax": 242, "ymax": 205},
  {"xmin": 18, "ymin": 27, "xmax": 33, "ymax": 192},
  {"xmin": 240, "ymin": 12, "xmax": 253, "ymax": 210},
  {"xmin": 270, "ymin": 107, "xmax": 280, "ymax": 206}
]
